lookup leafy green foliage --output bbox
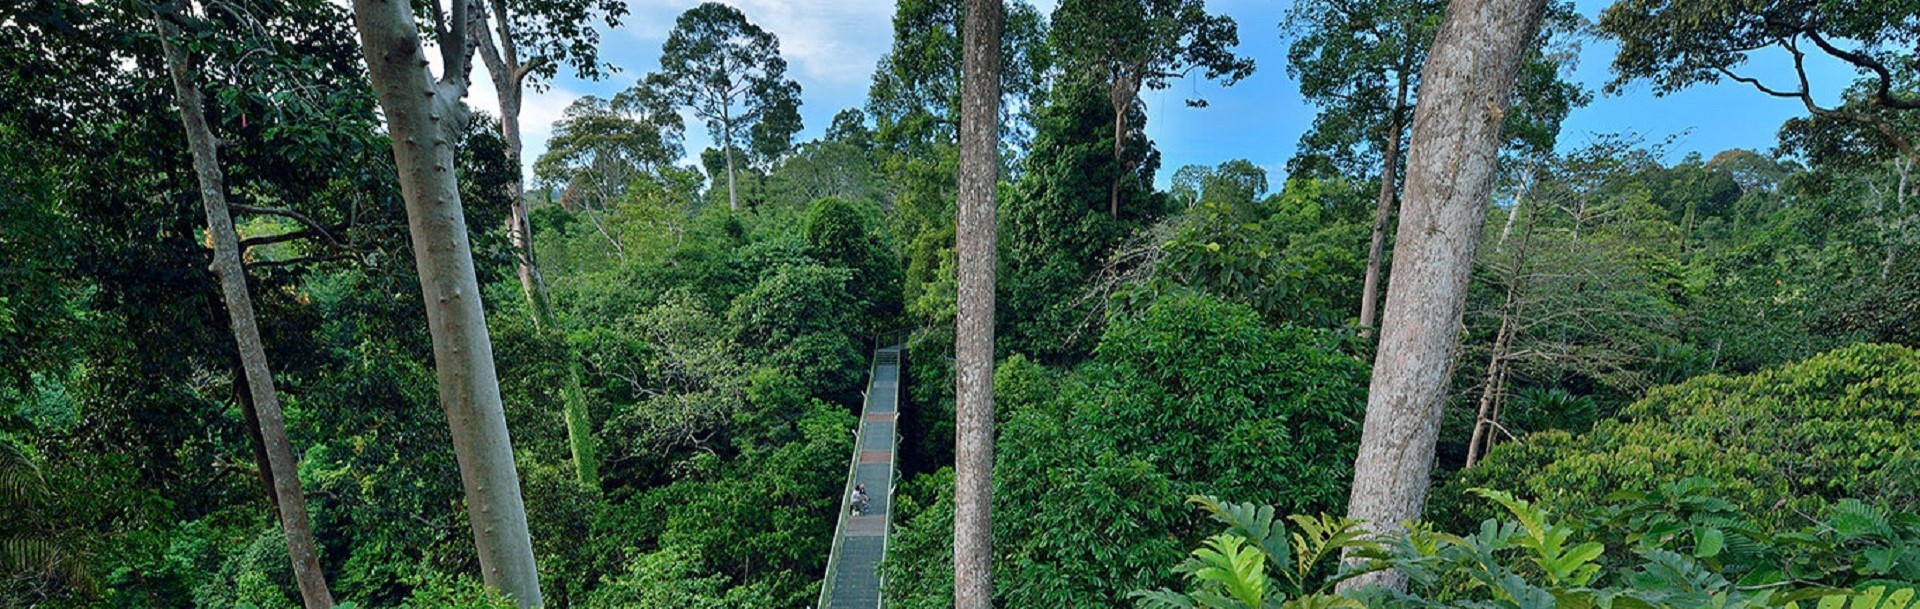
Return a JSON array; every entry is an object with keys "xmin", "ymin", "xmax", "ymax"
[
  {"xmin": 534, "ymin": 86, "xmax": 686, "ymax": 211},
  {"xmin": 1148, "ymin": 488, "xmax": 1920, "ymax": 609},
  {"xmin": 866, "ymin": 0, "xmax": 1052, "ymax": 159},
  {"xmin": 1144, "ymin": 171, "xmax": 1372, "ymax": 328},
  {"xmin": 1050, "ymin": 0, "xmax": 1255, "ymax": 109},
  {"xmin": 803, "ymin": 197, "xmax": 904, "ymax": 331},
  {"xmin": 999, "ymin": 81, "xmax": 1169, "ymax": 360},
  {"xmin": 728, "ymin": 264, "xmax": 865, "ymax": 397},
  {"xmin": 767, "ymin": 139, "xmax": 884, "ymax": 210},
  {"xmin": 10, "ymin": 0, "xmax": 1920, "ymax": 606},
  {"xmin": 1441, "ymin": 344, "xmax": 1920, "ymax": 532},
  {"xmin": 655, "ymin": 2, "xmax": 803, "ymax": 173},
  {"xmin": 885, "ymin": 291, "xmax": 1367, "ymax": 608}
]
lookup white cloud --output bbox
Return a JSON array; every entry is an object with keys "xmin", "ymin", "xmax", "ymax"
[
  {"xmin": 414, "ymin": 38, "xmax": 584, "ymax": 181},
  {"xmin": 624, "ymin": 0, "xmax": 896, "ymax": 88},
  {"xmin": 482, "ymin": 67, "xmax": 584, "ymax": 182},
  {"xmin": 398, "ymin": 0, "xmax": 915, "ymax": 182}
]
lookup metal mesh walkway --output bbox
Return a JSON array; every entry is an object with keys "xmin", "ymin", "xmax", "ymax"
[{"xmin": 818, "ymin": 345, "xmax": 903, "ymax": 609}]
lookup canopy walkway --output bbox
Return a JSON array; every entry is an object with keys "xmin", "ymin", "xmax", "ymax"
[{"xmin": 817, "ymin": 344, "xmax": 902, "ymax": 609}]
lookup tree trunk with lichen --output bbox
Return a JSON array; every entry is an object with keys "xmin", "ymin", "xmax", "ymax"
[
  {"xmin": 1341, "ymin": 0, "xmax": 1549, "ymax": 592},
  {"xmin": 154, "ymin": 7, "xmax": 334, "ymax": 606},
  {"xmin": 954, "ymin": 0, "xmax": 1003, "ymax": 607}
]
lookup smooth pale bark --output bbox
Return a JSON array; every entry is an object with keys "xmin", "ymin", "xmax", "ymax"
[
  {"xmin": 1357, "ymin": 80, "xmax": 1409, "ymax": 331},
  {"xmin": 954, "ymin": 0, "xmax": 1004, "ymax": 607},
  {"xmin": 1496, "ymin": 159, "xmax": 1538, "ymax": 253},
  {"xmin": 1108, "ymin": 73, "xmax": 1141, "ymax": 216},
  {"xmin": 1469, "ymin": 186, "xmax": 1538, "ymax": 468},
  {"xmin": 1463, "ymin": 314, "xmax": 1510, "ymax": 468},
  {"xmin": 723, "ymin": 111, "xmax": 740, "ymax": 211},
  {"xmin": 350, "ymin": 0, "xmax": 544, "ymax": 604},
  {"xmin": 469, "ymin": 4, "xmax": 543, "ymax": 306},
  {"xmin": 154, "ymin": 9, "xmax": 334, "ymax": 607},
  {"xmin": 1342, "ymin": 0, "xmax": 1548, "ymax": 592},
  {"xmin": 472, "ymin": 6, "xmax": 599, "ymax": 487},
  {"xmin": 1884, "ymin": 158, "xmax": 1911, "ymax": 279}
]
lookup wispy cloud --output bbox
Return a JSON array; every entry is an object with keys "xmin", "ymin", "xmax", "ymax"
[{"xmin": 623, "ymin": 0, "xmax": 895, "ymax": 88}]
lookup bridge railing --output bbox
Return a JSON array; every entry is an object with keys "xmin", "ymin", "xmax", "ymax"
[{"xmin": 817, "ymin": 345, "xmax": 893, "ymax": 608}]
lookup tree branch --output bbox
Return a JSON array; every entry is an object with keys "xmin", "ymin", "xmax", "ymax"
[
  {"xmin": 470, "ymin": 2, "xmax": 509, "ymax": 84},
  {"xmin": 428, "ymin": 0, "xmax": 452, "ymax": 60},
  {"xmin": 238, "ymin": 229, "xmax": 318, "ymax": 249},
  {"xmin": 1802, "ymin": 29, "xmax": 1920, "ymax": 110},
  {"xmin": 437, "ymin": 0, "xmax": 476, "ymax": 89},
  {"xmin": 1715, "ymin": 66, "xmax": 1806, "ymax": 100},
  {"xmin": 1785, "ymin": 37, "xmax": 1920, "ymax": 165},
  {"xmin": 513, "ymin": 55, "xmax": 548, "ymax": 89},
  {"xmin": 245, "ymin": 254, "xmax": 354, "ymax": 270},
  {"xmin": 229, "ymin": 204, "xmax": 350, "ymax": 250}
]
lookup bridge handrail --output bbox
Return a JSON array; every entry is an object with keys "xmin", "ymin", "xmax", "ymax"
[{"xmin": 817, "ymin": 345, "xmax": 889, "ymax": 608}]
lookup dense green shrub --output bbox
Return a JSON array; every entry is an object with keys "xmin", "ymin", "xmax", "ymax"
[
  {"xmin": 998, "ymin": 81, "xmax": 1169, "ymax": 362},
  {"xmin": 883, "ymin": 291, "xmax": 1368, "ymax": 608},
  {"xmin": 803, "ymin": 196, "xmax": 904, "ymax": 331},
  {"xmin": 726, "ymin": 264, "xmax": 866, "ymax": 398},
  {"xmin": 1149, "ymin": 176, "xmax": 1369, "ymax": 329},
  {"xmin": 1437, "ymin": 343, "xmax": 1920, "ymax": 531},
  {"xmin": 1141, "ymin": 487, "xmax": 1920, "ymax": 609}
]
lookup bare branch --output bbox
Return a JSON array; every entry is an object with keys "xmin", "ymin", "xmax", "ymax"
[
  {"xmin": 238, "ymin": 229, "xmax": 317, "ymax": 249},
  {"xmin": 1785, "ymin": 37, "xmax": 1920, "ymax": 165},
  {"xmin": 245, "ymin": 254, "xmax": 354, "ymax": 270},
  {"xmin": 1802, "ymin": 29, "xmax": 1920, "ymax": 110},
  {"xmin": 1714, "ymin": 66, "xmax": 1807, "ymax": 100},
  {"xmin": 436, "ymin": 0, "xmax": 476, "ymax": 88},
  {"xmin": 229, "ymin": 203, "xmax": 350, "ymax": 250},
  {"xmin": 513, "ymin": 55, "xmax": 548, "ymax": 88}
]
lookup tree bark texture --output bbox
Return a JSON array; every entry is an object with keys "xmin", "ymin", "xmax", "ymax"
[
  {"xmin": 350, "ymin": 0, "xmax": 544, "ymax": 604},
  {"xmin": 233, "ymin": 366, "xmax": 282, "ymax": 516},
  {"xmin": 954, "ymin": 0, "xmax": 1004, "ymax": 608},
  {"xmin": 724, "ymin": 117, "xmax": 740, "ymax": 211},
  {"xmin": 1358, "ymin": 79, "xmax": 1409, "ymax": 331},
  {"xmin": 1342, "ymin": 0, "xmax": 1548, "ymax": 592},
  {"xmin": 1464, "ymin": 306, "xmax": 1515, "ymax": 469},
  {"xmin": 154, "ymin": 9, "xmax": 335, "ymax": 607},
  {"xmin": 471, "ymin": 6, "xmax": 548, "ymax": 314},
  {"xmin": 1108, "ymin": 73, "xmax": 1139, "ymax": 217}
]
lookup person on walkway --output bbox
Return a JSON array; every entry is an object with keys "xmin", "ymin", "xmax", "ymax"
[{"xmin": 851, "ymin": 483, "xmax": 869, "ymax": 515}]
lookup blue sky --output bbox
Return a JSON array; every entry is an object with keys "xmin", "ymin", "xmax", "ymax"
[{"xmin": 483, "ymin": 0, "xmax": 1862, "ymax": 189}]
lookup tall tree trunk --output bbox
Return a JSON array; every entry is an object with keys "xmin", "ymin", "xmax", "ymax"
[
  {"xmin": 233, "ymin": 365, "xmax": 281, "ymax": 516},
  {"xmin": 1472, "ymin": 177, "xmax": 1539, "ymax": 469},
  {"xmin": 474, "ymin": 11, "xmax": 599, "ymax": 488},
  {"xmin": 1886, "ymin": 158, "xmax": 1910, "ymax": 279},
  {"xmin": 1341, "ymin": 0, "xmax": 1548, "ymax": 592},
  {"xmin": 154, "ymin": 9, "xmax": 334, "ymax": 607},
  {"xmin": 496, "ymin": 82, "xmax": 539, "ymax": 303},
  {"xmin": 1465, "ymin": 296, "xmax": 1517, "ymax": 468},
  {"xmin": 350, "ymin": 0, "xmax": 544, "ymax": 604},
  {"xmin": 1108, "ymin": 74, "xmax": 1140, "ymax": 217},
  {"xmin": 724, "ymin": 109, "xmax": 740, "ymax": 211},
  {"xmin": 1358, "ymin": 78, "xmax": 1410, "ymax": 331},
  {"xmin": 954, "ymin": 0, "xmax": 1004, "ymax": 607},
  {"xmin": 1496, "ymin": 158, "xmax": 1538, "ymax": 253}
]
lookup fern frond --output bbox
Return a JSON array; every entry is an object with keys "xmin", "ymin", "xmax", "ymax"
[
  {"xmin": 1829, "ymin": 500, "xmax": 1894, "ymax": 540},
  {"xmin": 0, "ymin": 440, "xmax": 45, "ymax": 504}
]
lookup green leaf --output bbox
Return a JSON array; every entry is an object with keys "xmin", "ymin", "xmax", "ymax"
[
  {"xmin": 1693, "ymin": 526, "xmax": 1724, "ymax": 558},
  {"xmin": 1187, "ymin": 534, "xmax": 1270, "ymax": 609}
]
